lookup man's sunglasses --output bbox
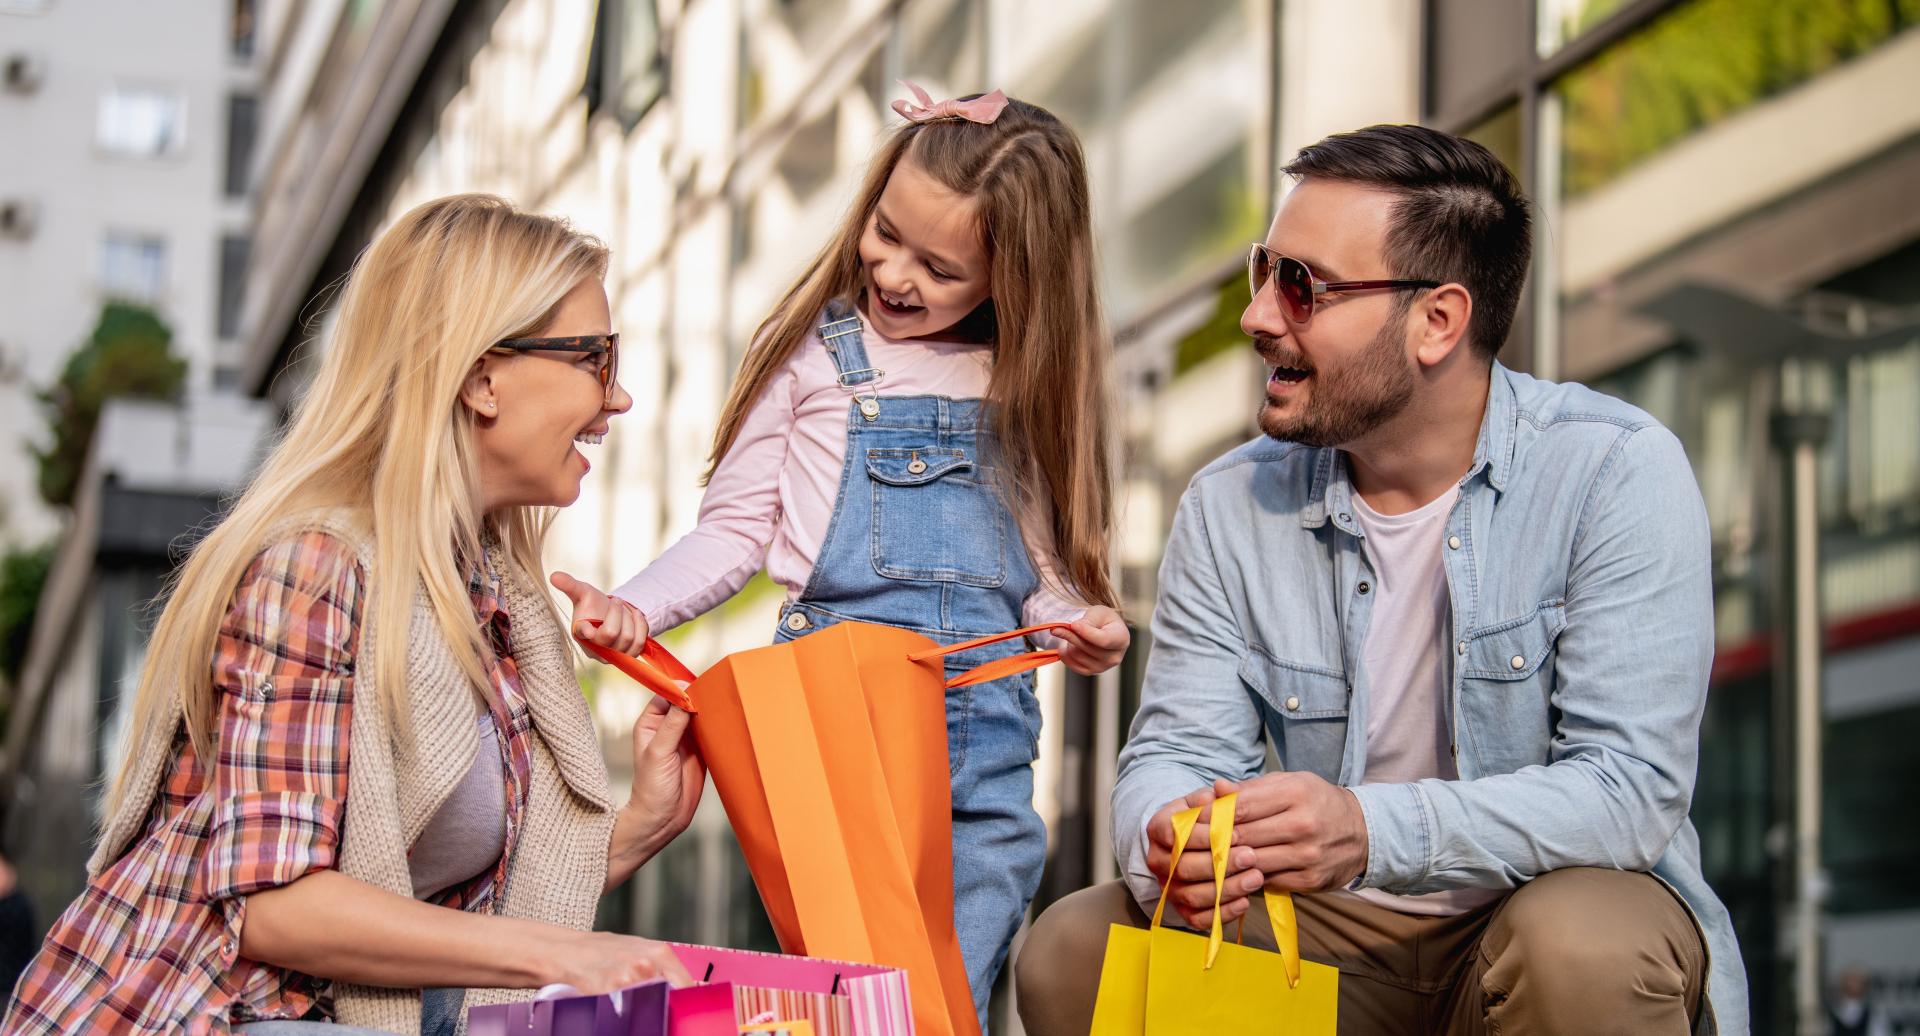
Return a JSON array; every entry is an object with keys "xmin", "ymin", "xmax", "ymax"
[
  {"xmin": 1248, "ymin": 244, "xmax": 1440, "ymax": 325},
  {"xmin": 491, "ymin": 333, "xmax": 620, "ymax": 407}
]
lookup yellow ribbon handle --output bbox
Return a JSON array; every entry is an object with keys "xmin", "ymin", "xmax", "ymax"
[
  {"xmin": 1148, "ymin": 804, "xmax": 1202, "ymax": 929},
  {"xmin": 1151, "ymin": 793, "xmax": 1303, "ymax": 988},
  {"xmin": 1204, "ymin": 793, "xmax": 1236, "ymax": 968},
  {"xmin": 1266, "ymin": 882, "xmax": 1303, "ymax": 989}
]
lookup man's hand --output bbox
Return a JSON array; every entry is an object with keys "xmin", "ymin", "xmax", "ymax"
[
  {"xmin": 1143, "ymin": 789, "xmax": 1266, "ymax": 931},
  {"xmin": 1220, "ymin": 772, "xmax": 1368, "ymax": 895},
  {"xmin": 1143, "ymin": 772, "xmax": 1370, "ymax": 929}
]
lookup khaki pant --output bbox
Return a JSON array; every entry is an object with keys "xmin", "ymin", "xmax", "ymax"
[{"xmin": 1014, "ymin": 869, "xmax": 1705, "ymax": 1035}]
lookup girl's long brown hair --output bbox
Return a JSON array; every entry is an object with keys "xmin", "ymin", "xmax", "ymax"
[{"xmin": 707, "ymin": 98, "xmax": 1117, "ymax": 609}]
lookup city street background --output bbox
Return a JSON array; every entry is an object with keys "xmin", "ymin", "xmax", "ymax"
[{"xmin": 1, "ymin": 1, "xmax": 1917, "ymax": 1032}]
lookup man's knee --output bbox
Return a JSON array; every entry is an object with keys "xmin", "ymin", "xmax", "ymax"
[
  {"xmin": 1015, "ymin": 882, "xmax": 1142, "ymax": 1036},
  {"xmin": 1484, "ymin": 868, "xmax": 1703, "ymax": 1019}
]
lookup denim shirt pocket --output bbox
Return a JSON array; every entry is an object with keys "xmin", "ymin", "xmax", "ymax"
[
  {"xmin": 1238, "ymin": 647, "xmax": 1350, "ymax": 772},
  {"xmin": 866, "ymin": 447, "xmax": 1008, "ymax": 588},
  {"xmin": 1460, "ymin": 600, "xmax": 1568, "ymax": 682},
  {"xmin": 1456, "ymin": 601, "xmax": 1566, "ymax": 772}
]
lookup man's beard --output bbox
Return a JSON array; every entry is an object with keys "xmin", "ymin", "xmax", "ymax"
[{"xmin": 1256, "ymin": 311, "xmax": 1417, "ymax": 448}]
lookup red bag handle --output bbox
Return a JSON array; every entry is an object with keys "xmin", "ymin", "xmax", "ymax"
[
  {"xmin": 577, "ymin": 620, "xmax": 700, "ymax": 713},
  {"xmin": 908, "ymin": 622, "xmax": 1077, "ymax": 689}
]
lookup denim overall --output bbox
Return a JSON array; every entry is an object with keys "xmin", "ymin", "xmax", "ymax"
[{"xmin": 773, "ymin": 301, "xmax": 1048, "ymax": 1026}]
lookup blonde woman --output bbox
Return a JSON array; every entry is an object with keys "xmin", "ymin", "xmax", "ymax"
[{"xmin": 4, "ymin": 195, "xmax": 700, "ymax": 1036}]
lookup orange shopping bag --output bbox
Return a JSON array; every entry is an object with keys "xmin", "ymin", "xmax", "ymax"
[
  {"xmin": 583, "ymin": 621, "xmax": 1072, "ymax": 1036},
  {"xmin": 1088, "ymin": 794, "xmax": 1338, "ymax": 1035}
]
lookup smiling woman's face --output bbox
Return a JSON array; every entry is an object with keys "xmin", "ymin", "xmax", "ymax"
[{"xmin": 464, "ymin": 276, "xmax": 631, "ymax": 512}]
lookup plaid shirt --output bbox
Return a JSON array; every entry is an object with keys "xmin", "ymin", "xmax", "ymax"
[{"xmin": 4, "ymin": 532, "xmax": 537, "ymax": 1034}]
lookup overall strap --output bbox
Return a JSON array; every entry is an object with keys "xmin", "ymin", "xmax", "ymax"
[{"xmin": 818, "ymin": 299, "xmax": 885, "ymax": 422}]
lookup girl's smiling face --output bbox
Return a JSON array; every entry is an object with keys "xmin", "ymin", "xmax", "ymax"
[{"xmin": 857, "ymin": 156, "xmax": 992, "ymax": 340}]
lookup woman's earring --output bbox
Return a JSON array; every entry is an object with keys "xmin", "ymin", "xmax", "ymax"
[{"xmin": 486, "ymin": 401, "xmax": 496, "ymax": 412}]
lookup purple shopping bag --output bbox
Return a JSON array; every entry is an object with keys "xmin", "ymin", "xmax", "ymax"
[{"xmin": 467, "ymin": 979, "xmax": 671, "ymax": 1036}]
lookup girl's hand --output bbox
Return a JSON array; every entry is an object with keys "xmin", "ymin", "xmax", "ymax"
[
  {"xmin": 608, "ymin": 696, "xmax": 705, "ymax": 888},
  {"xmin": 1057, "ymin": 605, "xmax": 1129, "ymax": 676},
  {"xmin": 551, "ymin": 571, "xmax": 651, "ymax": 655}
]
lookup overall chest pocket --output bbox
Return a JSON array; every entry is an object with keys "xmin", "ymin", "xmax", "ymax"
[{"xmin": 866, "ymin": 447, "xmax": 1007, "ymax": 587}]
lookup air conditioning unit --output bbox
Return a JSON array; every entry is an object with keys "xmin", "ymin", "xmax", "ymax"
[
  {"xmin": 0, "ymin": 199, "xmax": 40, "ymax": 240},
  {"xmin": 3, "ymin": 52, "xmax": 44, "ymax": 94}
]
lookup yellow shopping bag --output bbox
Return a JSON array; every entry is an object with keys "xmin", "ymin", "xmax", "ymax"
[{"xmin": 1089, "ymin": 793, "xmax": 1339, "ymax": 1035}]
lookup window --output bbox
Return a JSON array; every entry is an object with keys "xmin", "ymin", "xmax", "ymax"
[
  {"xmin": 100, "ymin": 233, "xmax": 167, "ymax": 301},
  {"xmin": 1536, "ymin": 0, "xmax": 1631, "ymax": 55},
  {"xmin": 225, "ymin": 94, "xmax": 257, "ymax": 196},
  {"xmin": 231, "ymin": 0, "xmax": 256, "ymax": 58},
  {"xmin": 97, "ymin": 87, "xmax": 185, "ymax": 158},
  {"xmin": 901, "ymin": 0, "xmax": 984, "ymax": 98},
  {"xmin": 775, "ymin": 107, "xmax": 837, "ymax": 201},
  {"xmin": 217, "ymin": 235, "xmax": 249, "ymax": 339},
  {"xmin": 585, "ymin": 0, "xmax": 666, "ymax": 130}
]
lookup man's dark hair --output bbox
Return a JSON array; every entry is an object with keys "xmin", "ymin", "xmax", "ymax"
[{"xmin": 1283, "ymin": 124, "xmax": 1532, "ymax": 359}]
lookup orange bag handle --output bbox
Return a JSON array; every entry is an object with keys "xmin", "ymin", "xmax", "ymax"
[
  {"xmin": 576, "ymin": 620, "xmax": 701, "ymax": 713},
  {"xmin": 907, "ymin": 622, "xmax": 1076, "ymax": 689},
  {"xmin": 585, "ymin": 620, "xmax": 1078, "ymax": 705}
]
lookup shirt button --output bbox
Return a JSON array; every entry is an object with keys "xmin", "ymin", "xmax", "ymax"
[
  {"xmin": 1337, "ymin": 513, "xmax": 1351, "ymax": 525},
  {"xmin": 907, "ymin": 458, "xmax": 928, "ymax": 475},
  {"xmin": 785, "ymin": 611, "xmax": 810, "ymax": 632},
  {"xmin": 1510, "ymin": 654, "xmax": 1526, "ymax": 670},
  {"xmin": 1356, "ymin": 581, "xmax": 1371, "ymax": 595},
  {"xmin": 1448, "ymin": 536, "xmax": 1462, "ymax": 550},
  {"xmin": 1285, "ymin": 696, "xmax": 1301, "ymax": 711},
  {"xmin": 1457, "ymin": 641, "xmax": 1467, "ymax": 655}
]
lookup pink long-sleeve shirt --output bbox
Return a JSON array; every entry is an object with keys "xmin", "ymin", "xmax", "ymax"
[{"xmin": 612, "ymin": 314, "xmax": 1090, "ymax": 635}]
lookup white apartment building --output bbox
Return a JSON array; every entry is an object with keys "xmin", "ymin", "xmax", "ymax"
[{"xmin": 0, "ymin": 0, "xmax": 260, "ymax": 548}]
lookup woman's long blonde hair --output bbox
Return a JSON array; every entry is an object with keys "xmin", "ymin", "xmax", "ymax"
[
  {"xmin": 709, "ymin": 97, "xmax": 1118, "ymax": 608},
  {"xmin": 105, "ymin": 194, "xmax": 608, "ymax": 816}
]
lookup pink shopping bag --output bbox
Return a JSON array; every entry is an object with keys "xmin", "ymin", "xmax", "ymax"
[{"xmin": 669, "ymin": 943, "xmax": 914, "ymax": 1036}]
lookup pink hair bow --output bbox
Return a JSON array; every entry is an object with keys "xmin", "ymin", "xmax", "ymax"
[{"xmin": 891, "ymin": 79, "xmax": 1009, "ymax": 125}]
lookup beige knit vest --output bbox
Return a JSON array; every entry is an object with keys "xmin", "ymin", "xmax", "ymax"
[{"xmin": 89, "ymin": 510, "xmax": 618, "ymax": 1034}]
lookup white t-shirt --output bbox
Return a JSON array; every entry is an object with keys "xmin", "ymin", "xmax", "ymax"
[{"xmin": 1348, "ymin": 486, "xmax": 1501, "ymax": 917}]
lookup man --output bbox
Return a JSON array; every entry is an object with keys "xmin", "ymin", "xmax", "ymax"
[{"xmin": 1015, "ymin": 125, "xmax": 1745, "ymax": 1034}]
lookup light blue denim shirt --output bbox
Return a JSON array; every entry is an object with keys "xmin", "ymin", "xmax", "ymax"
[{"xmin": 1113, "ymin": 363, "xmax": 1747, "ymax": 1034}]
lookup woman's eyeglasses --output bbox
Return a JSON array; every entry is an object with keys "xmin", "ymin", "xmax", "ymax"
[
  {"xmin": 491, "ymin": 333, "xmax": 620, "ymax": 407},
  {"xmin": 1248, "ymin": 244, "xmax": 1440, "ymax": 325}
]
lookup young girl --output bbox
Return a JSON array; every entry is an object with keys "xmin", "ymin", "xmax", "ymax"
[{"xmin": 556, "ymin": 83, "xmax": 1129, "ymax": 1021}]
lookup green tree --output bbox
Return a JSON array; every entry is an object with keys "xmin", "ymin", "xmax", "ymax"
[
  {"xmin": 0, "ymin": 540, "xmax": 55, "ymax": 687},
  {"xmin": 32, "ymin": 303, "xmax": 187, "ymax": 508}
]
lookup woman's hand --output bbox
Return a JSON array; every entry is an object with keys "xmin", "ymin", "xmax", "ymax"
[
  {"xmin": 241, "ymin": 870, "xmax": 695, "ymax": 993},
  {"xmin": 542, "ymin": 929, "xmax": 695, "ymax": 993},
  {"xmin": 1057, "ymin": 606, "xmax": 1130, "ymax": 676},
  {"xmin": 551, "ymin": 571, "xmax": 651, "ymax": 655},
  {"xmin": 607, "ymin": 696, "xmax": 705, "ymax": 890}
]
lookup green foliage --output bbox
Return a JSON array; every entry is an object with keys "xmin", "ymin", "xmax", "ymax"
[
  {"xmin": 0, "ymin": 541, "xmax": 56, "ymax": 685},
  {"xmin": 33, "ymin": 303, "xmax": 187, "ymax": 508},
  {"xmin": 1557, "ymin": 0, "xmax": 1920, "ymax": 198},
  {"xmin": 1173, "ymin": 270, "xmax": 1253, "ymax": 377}
]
